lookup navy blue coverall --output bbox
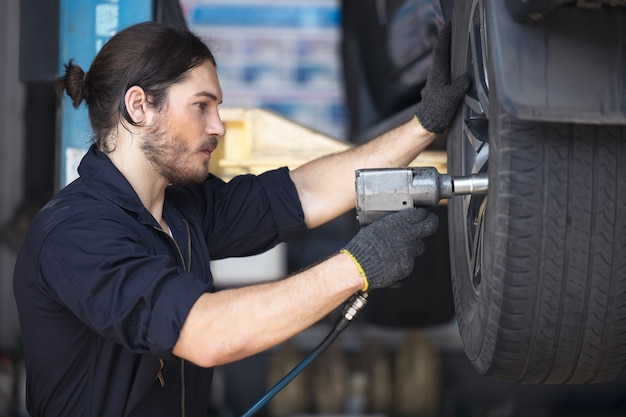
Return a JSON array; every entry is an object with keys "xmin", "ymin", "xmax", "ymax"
[{"xmin": 13, "ymin": 145, "xmax": 308, "ymax": 417}]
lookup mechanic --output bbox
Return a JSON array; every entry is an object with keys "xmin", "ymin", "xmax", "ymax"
[{"xmin": 13, "ymin": 21, "xmax": 469, "ymax": 417}]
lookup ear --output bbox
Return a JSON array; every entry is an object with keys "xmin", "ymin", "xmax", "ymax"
[{"xmin": 124, "ymin": 86, "xmax": 149, "ymax": 125}]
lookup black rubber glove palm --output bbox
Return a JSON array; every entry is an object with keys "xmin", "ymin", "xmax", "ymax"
[
  {"xmin": 341, "ymin": 208, "xmax": 438, "ymax": 291},
  {"xmin": 415, "ymin": 22, "xmax": 471, "ymax": 134}
]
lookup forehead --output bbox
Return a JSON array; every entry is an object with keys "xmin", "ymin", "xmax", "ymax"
[{"xmin": 169, "ymin": 60, "xmax": 222, "ymax": 102}]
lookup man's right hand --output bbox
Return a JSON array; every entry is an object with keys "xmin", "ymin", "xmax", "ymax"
[{"xmin": 341, "ymin": 208, "xmax": 439, "ymax": 291}]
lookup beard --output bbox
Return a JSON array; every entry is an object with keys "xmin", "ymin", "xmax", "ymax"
[{"xmin": 140, "ymin": 116, "xmax": 216, "ymax": 186}]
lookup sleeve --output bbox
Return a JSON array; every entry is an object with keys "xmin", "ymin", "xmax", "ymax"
[
  {"xmin": 177, "ymin": 167, "xmax": 308, "ymax": 260},
  {"xmin": 37, "ymin": 212, "xmax": 210, "ymax": 358}
]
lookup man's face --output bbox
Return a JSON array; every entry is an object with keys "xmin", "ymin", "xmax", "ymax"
[{"xmin": 141, "ymin": 60, "xmax": 225, "ymax": 185}]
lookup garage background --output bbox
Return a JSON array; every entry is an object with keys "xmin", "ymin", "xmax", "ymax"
[{"xmin": 0, "ymin": 0, "xmax": 625, "ymax": 416}]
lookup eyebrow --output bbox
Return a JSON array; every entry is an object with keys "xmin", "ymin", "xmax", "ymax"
[{"xmin": 194, "ymin": 91, "xmax": 222, "ymax": 104}]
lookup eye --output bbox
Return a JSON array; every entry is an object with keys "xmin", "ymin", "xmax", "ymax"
[{"xmin": 196, "ymin": 102, "xmax": 208, "ymax": 111}]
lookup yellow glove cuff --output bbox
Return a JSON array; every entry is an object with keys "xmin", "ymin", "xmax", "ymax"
[
  {"xmin": 340, "ymin": 249, "xmax": 369, "ymax": 292},
  {"xmin": 414, "ymin": 114, "xmax": 438, "ymax": 137}
]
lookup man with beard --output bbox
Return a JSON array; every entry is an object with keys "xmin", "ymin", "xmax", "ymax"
[{"xmin": 13, "ymin": 21, "xmax": 469, "ymax": 417}]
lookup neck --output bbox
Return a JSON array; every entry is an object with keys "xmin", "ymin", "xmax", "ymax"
[{"xmin": 105, "ymin": 137, "xmax": 169, "ymax": 225}]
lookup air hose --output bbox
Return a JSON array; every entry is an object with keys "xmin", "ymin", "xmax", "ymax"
[{"xmin": 240, "ymin": 291, "xmax": 369, "ymax": 417}]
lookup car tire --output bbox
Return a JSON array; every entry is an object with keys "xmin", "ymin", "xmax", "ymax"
[{"xmin": 447, "ymin": 0, "xmax": 626, "ymax": 383}]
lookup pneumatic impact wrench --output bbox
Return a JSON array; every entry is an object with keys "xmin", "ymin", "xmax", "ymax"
[{"xmin": 355, "ymin": 166, "xmax": 488, "ymax": 226}]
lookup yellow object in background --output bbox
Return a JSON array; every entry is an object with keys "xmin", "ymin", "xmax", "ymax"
[{"xmin": 213, "ymin": 107, "xmax": 446, "ymax": 181}]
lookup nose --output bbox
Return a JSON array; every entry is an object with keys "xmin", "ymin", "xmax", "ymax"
[{"xmin": 207, "ymin": 111, "xmax": 226, "ymax": 138}]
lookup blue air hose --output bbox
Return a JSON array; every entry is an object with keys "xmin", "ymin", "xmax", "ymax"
[{"xmin": 240, "ymin": 292, "xmax": 368, "ymax": 417}]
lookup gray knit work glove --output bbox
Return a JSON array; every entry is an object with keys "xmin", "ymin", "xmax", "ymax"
[
  {"xmin": 415, "ymin": 22, "xmax": 471, "ymax": 134},
  {"xmin": 341, "ymin": 208, "xmax": 439, "ymax": 291}
]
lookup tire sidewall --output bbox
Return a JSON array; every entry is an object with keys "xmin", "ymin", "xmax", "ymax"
[{"xmin": 447, "ymin": 0, "xmax": 501, "ymax": 375}]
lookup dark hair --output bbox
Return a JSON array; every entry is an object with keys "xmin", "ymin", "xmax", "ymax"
[{"xmin": 55, "ymin": 21, "xmax": 216, "ymax": 151}]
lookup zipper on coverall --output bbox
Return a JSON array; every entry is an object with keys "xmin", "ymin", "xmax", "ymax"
[{"xmin": 154, "ymin": 219, "xmax": 192, "ymax": 417}]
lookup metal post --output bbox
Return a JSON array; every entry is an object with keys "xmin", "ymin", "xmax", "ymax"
[{"xmin": 58, "ymin": 0, "xmax": 152, "ymax": 188}]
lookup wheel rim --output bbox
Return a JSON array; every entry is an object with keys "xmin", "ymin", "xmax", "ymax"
[{"xmin": 460, "ymin": 0, "xmax": 489, "ymax": 293}]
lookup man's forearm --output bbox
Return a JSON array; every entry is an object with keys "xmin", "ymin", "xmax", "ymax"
[
  {"xmin": 290, "ymin": 116, "xmax": 436, "ymax": 228},
  {"xmin": 172, "ymin": 252, "xmax": 363, "ymax": 367}
]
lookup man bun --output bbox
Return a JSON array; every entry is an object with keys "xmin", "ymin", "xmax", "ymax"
[{"xmin": 55, "ymin": 59, "xmax": 88, "ymax": 108}]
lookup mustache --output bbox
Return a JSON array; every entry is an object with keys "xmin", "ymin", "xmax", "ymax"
[{"xmin": 201, "ymin": 136, "xmax": 219, "ymax": 152}]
